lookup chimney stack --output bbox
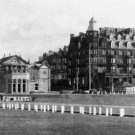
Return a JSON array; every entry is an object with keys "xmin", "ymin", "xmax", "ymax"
[{"xmin": 70, "ymin": 34, "xmax": 74, "ymax": 38}]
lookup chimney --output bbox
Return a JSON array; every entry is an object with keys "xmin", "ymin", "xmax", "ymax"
[
  {"xmin": 59, "ymin": 48, "xmax": 61, "ymax": 52},
  {"xmin": 49, "ymin": 50, "xmax": 53, "ymax": 54},
  {"xmin": 79, "ymin": 32, "xmax": 83, "ymax": 36},
  {"xmin": 70, "ymin": 34, "xmax": 74, "ymax": 38}
]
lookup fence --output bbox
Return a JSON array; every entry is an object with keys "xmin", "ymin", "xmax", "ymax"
[{"xmin": 1, "ymin": 102, "xmax": 135, "ymax": 118}]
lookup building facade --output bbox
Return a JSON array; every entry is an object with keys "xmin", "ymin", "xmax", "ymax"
[
  {"xmin": 43, "ymin": 46, "xmax": 69, "ymax": 90},
  {"xmin": 67, "ymin": 18, "xmax": 135, "ymax": 91},
  {"xmin": 0, "ymin": 55, "xmax": 51, "ymax": 94}
]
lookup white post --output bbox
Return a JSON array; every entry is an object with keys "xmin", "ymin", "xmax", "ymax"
[
  {"xmin": 47, "ymin": 105, "xmax": 50, "ymax": 111},
  {"xmin": 110, "ymin": 108, "xmax": 113, "ymax": 116},
  {"xmin": 61, "ymin": 106, "xmax": 65, "ymax": 114},
  {"xmin": 93, "ymin": 107, "xmax": 96, "ymax": 115},
  {"xmin": 120, "ymin": 108, "xmax": 124, "ymax": 117},
  {"xmin": 110, "ymin": 92, "xmax": 111, "ymax": 94},
  {"xmin": 71, "ymin": 106, "xmax": 74, "ymax": 114},
  {"xmin": 99, "ymin": 107, "xmax": 102, "ymax": 115},
  {"xmin": 89, "ymin": 107, "xmax": 92, "ymax": 114},
  {"xmin": 34, "ymin": 104, "xmax": 38, "ymax": 112},
  {"xmin": 43, "ymin": 105, "xmax": 46, "ymax": 112},
  {"xmin": 52, "ymin": 105, "xmax": 55, "ymax": 113},
  {"xmin": 106, "ymin": 108, "xmax": 109, "ymax": 116},
  {"xmin": 82, "ymin": 107, "xmax": 84, "ymax": 114},
  {"xmin": 40, "ymin": 105, "xmax": 43, "ymax": 111},
  {"xmin": 2, "ymin": 103, "xmax": 5, "ymax": 109},
  {"xmin": 21, "ymin": 104, "xmax": 24, "ymax": 110},
  {"xmin": 28, "ymin": 104, "xmax": 31, "ymax": 111},
  {"xmin": 79, "ymin": 106, "xmax": 82, "ymax": 113},
  {"xmin": 54, "ymin": 105, "xmax": 57, "ymax": 112}
]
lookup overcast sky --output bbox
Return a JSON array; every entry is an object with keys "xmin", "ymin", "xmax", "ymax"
[{"xmin": 0, "ymin": 0, "xmax": 135, "ymax": 62}]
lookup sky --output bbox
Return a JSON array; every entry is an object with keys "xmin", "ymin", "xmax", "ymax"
[{"xmin": 0, "ymin": 0, "xmax": 135, "ymax": 62}]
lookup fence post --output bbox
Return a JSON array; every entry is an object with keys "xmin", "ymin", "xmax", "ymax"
[
  {"xmin": 52, "ymin": 105, "xmax": 55, "ymax": 113},
  {"xmin": 54, "ymin": 105, "xmax": 57, "ymax": 112},
  {"xmin": 40, "ymin": 105, "xmax": 43, "ymax": 111},
  {"xmin": 61, "ymin": 106, "xmax": 65, "ymax": 114},
  {"xmin": 28, "ymin": 104, "xmax": 31, "ymax": 111},
  {"xmin": 79, "ymin": 106, "xmax": 82, "ymax": 113},
  {"xmin": 106, "ymin": 108, "xmax": 109, "ymax": 116},
  {"xmin": 2, "ymin": 103, "xmax": 5, "ymax": 109},
  {"xmin": 43, "ymin": 105, "xmax": 46, "ymax": 112},
  {"xmin": 71, "ymin": 106, "xmax": 74, "ymax": 114},
  {"xmin": 89, "ymin": 107, "xmax": 91, "ymax": 114},
  {"xmin": 21, "ymin": 104, "xmax": 24, "ymax": 110},
  {"xmin": 120, "ymin": 108, "xmax": 124, "ymax": 117},
  {"xmin": 47, "ymin": 105, "xmax": 50, "ymax": 111},
  {"xmin": 93, "ymin": 107, "xmax": 96, "ymax": 115},
  {"xmin": 82, "ymin": 107, "xmax": 84, "ymax": 114}
]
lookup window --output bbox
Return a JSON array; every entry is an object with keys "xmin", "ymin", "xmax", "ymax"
[
  {"xmin": 18, "ymin": 79, "xmax": 21, "ymax": 93},
  {"xmin": 35, "ymin": 84, "xmax": 38, "ymax": 90},
  {"xmin": 119, "ymin": 51, "xmax": 123, "ymax": 55},
  {"xmin": 127, "ymin": 59, "xmax": 132, "ymax": 64},
  {"xmin": 30, "ymin": 72, "xmax": 37, "ymax": 81},
  {"xmin": 127, "ymin": 51, "xmax": 131, "ymax": 56},
  {"xmin": 23, "ymin": 79, "xmax": 26, "ymax": 93},
  {"xmin": 68, "ymin": 69, "xmax": 71, "ymax": 75},
  {"xmin": 76, "ymin": 59, "xmax": 80, "ymax": 64},
  {"xmin": 78, "ymin": 42, "xmax": 81, "ymax": 49},
  {"xmin": 76, "ymin": 67, "xmax": 79, "ymax": 74},
  {"xmin": 111, "ymin": 66, "xmax": 116, "ymax": 73},
  {"xmin": 82, "ymin": 77, "xmax": 84, "ymax": 84},
  {"xmin": 127, "ymin": 67, "xmax": 132, "ymax": 74},
  {"xmin": 13, "ymin": 79, "xmax": 16, "ymax": 93},
  {"xmin": 68, "ymin": 78, "xmax": 71, "ymax": 85},
  {"xmin": 94, "ymin": 58, "xmax": 97, "ymax": 63},
  {"xmin": 103, "ymin": 67, "xmax": 106, "ymax": 72},
  {"xmin": 111, "ymin": 50, "xmax": 115, "ymax": 55},
  {"xmin": 111, "ymin": 58, "xmax": 116, "ymax": 63},
  {"xmin": 94, "ymin": 42, "xmax": 97, "ymax": 47},
  {"xmin": 102, "ymin": 50, "xmax": 106, "ymax": 55},
  {"xmin": 120, "ymin": 59, "xmax": 123, "ymax": 64},
  {"xmin": 59, "ymin": 59, "xmax": 61, "ymax": 63},
  {"xmin": 93, "ymin": 50, "xmax": 97, "ymax": 54},
  {"xmin": 103, "ymin": 58, "xmax": 106, "ymax": 64}
]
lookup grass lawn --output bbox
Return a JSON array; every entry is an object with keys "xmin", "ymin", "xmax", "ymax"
[{"xmin": 0, "ymin": 109, "xmax": 135, "ymax": 135}]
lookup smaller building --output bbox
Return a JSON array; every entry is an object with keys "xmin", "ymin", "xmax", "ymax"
[
  {"xmin": 0, "ymin": 55, "xmax": 51, "ymax": 94},
  {"xmin": 29, "ymin": 61, "xmax": 51, "ymax": 93}
]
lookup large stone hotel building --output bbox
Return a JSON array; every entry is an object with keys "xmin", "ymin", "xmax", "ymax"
[{"xmin": 45, "ymin": 18, "xmax": 135, "ymax": 91}]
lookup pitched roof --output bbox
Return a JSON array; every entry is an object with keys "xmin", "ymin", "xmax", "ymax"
[{"xmin": 0, "ymin": 55, "xmax": 29, "ymax": 65}]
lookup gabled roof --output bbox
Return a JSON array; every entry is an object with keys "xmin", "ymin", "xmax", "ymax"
[{"xmin": 0, "ymin": 55, "xmax": 29, "ymax": 65}]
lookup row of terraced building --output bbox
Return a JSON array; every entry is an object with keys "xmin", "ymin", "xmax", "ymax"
[{"xmin": 42, "ymin": 17, "xmax": 135, "ymax": 92}]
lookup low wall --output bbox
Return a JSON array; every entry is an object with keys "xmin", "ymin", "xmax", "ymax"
[{"xmin": 34, "ymin": 94, "xmax": 135, "ymax": 106}]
